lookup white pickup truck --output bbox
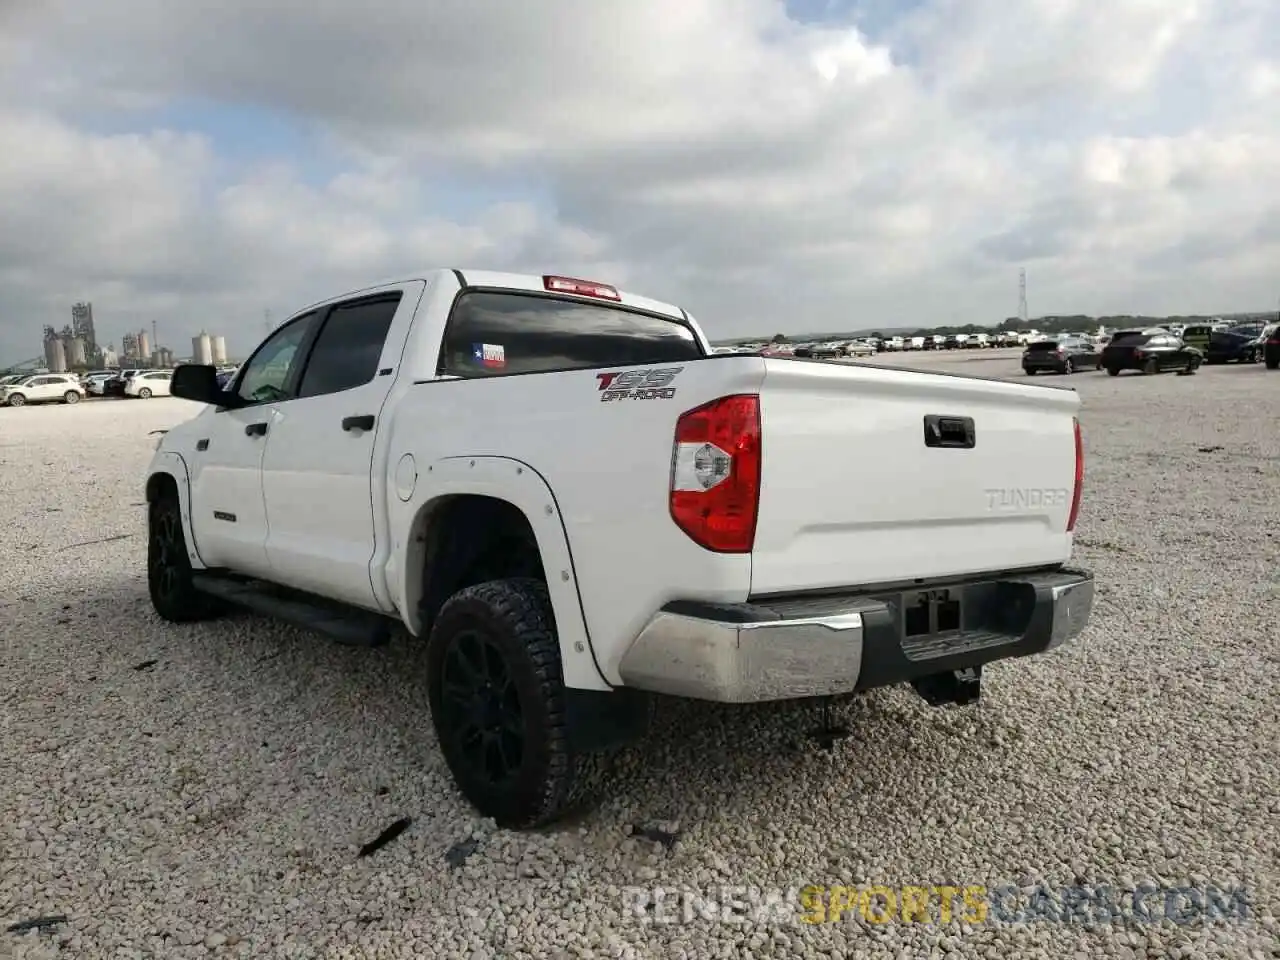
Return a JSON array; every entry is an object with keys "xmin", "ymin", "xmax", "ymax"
[{"xmin": 146, "ymin": 269, "xmax": 1093, "ymax": 828}]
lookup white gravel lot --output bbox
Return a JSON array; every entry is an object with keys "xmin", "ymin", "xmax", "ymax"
[{"xmin": 1, "ymin": 356, "xmax": 1277, "ymax": 959}]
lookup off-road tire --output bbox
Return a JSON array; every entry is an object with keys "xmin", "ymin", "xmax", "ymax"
[
  {"xmin": 63, "ymin": 391, "xmax": 80, "ymax": 404},
  {"xmin": 427, "ymin": 578, "xmax": 609, "ymax": 829},
  {"xmin": 148, "ymin": 491, "xmax": 224, "ymax": 622}
]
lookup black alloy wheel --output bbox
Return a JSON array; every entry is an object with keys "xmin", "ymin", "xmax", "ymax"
[
  {"xmin": 148, "ymin": 492, "xmax": 224, "ymax": 622},
  {"xmin": 438, "ymin": 627, "xmax": 526, "ymax": 787},
  {"xmin": 427, "ymin": 578, "xmax": 611, "ymax": 828}
]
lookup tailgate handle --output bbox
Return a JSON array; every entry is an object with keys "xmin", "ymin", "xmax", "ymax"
[{"xmin": 924, "ymin": 415, "xmax": 975, "ymax": 449}]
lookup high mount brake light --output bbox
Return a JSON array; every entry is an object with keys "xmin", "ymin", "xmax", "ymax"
[
  {"xmin": 1067, "ymin": 417, "xmax": 1084, "ymax": 533},
  {"xmin": 670, "ymin": 395, "xmax": 762, "ymax": 553},
  {"xmin": 543, "ymin": 275, "xmax": 621, "ymax": 301}
]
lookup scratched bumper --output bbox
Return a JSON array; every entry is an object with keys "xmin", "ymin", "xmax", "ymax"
[{"xmin": 617, "ymin": 568, "xmax": 1094, "ymax": 703}]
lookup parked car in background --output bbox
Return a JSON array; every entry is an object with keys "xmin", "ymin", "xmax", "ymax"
[
  {"xmin": 1179, "ymin": 324, "xmax": 1214, "ymax": 355},
  {"xmin": 0, "ymin": 373, "xmax": 85, "ymax": 406},
  {"xmin": 124, "ymin": 370, "xmax": 174, "ymax": 398},
  {"xmin": 1206, "ymin": 327, "xmax": 1264, "ymax": 365},
  {"xmin": 1101, "ymin": 329, "xmax": 1202, "ymax": 376},
  {"xmin": 81, "ymin": 371, "xmax": 117, "ymax": 394},
  {"xmin": 845, "ymin": 340, "xmax": 876, "ymax": 357},
  {"xmin": 1022, "ymin": 337, "xmax": 1101, "ymax": 375},
  {"xmin": 1263, "ymin": 324, "xmax": 1280, "ymax": 370},
  {"xmin": 215, "ymin": 367, "xmax": 240, "ymax": 389},
  {"xmin": 104, "ymin": 369, "xmax": 148, "ymax": 397}
]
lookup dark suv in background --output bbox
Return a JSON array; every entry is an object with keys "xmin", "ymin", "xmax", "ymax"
[
  {"xmin": 1206, "ymin": 325, "xmax": 1264, "ymax": 364},
  {"xmin": 1101, "ymin": 329, "xmax": 1202, "ymax": 376},
  {"xmin": 1022, "ymin": 337, "xmax": 1100, "ymax": 374},
  {"xmin": 1264, "ymin": 324, "xmax": 1280, "ymax": 370}
]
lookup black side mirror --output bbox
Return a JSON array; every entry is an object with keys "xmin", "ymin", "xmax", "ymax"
[{"xmin": 171, "ymin": 364, "xmax": 234, "ymax": 406}]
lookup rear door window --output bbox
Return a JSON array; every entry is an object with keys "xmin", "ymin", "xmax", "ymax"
[
  {"xmin": 297, "ymin": 294, "xmax": 402, "ymax": 399},
  {"xmin": 1110, "ymin": 332, "xmax": 1149, "ymax": 346},
  {"xmin": 439, "ymin": 291, "xmax": 703, "ymax": 378}
]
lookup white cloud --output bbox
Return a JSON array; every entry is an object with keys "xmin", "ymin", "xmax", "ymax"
[{"xmin": 1, "ymin": 0, "xmax": 1279, "ymax": 362}]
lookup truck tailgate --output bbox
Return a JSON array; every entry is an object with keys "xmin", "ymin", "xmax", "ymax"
[{"xmin": 751, "ymin": 359, "xmax": 1082, "ymax": 595}]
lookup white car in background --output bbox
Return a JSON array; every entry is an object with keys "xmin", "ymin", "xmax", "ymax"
[
  {"xmin": 0, "ymin": 373, "xmax": 85, "ymax": 407},
  {"xmin": 82, "ymin": 371, "xmax": 116, "ymax": 394},
  {"xmin": 124, "ymin": 370, "xmax": 174, "ymax": 398}
]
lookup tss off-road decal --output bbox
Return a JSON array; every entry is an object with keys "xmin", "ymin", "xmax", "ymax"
[{"xmin": 596, "ymin": 367, "xmax": 684, "ymax": 402}]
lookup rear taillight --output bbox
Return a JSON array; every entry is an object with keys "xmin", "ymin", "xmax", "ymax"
[
  {"xmin": 670, "ymin": 395, "xmax": 762, "ymax": 553},
  {"xmin": 1056, "ymin": 349, "xmax": 1066, "ymax": 358},
  {"xmin": 1067, "ymin": 417, "xmax": 1084, "ymax": 533},
  {"xmin": 1268, "ymin": 338, "xmax": 1280, "ymax": 346},
  {"xmin": 543, "ymin": 275, "xmax": 621, "ymax": 301}
]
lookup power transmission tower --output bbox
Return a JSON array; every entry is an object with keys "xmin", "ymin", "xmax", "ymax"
[{"xmin": 1018, "ymin": 269, "xmax": 1029, "ymax": 324}]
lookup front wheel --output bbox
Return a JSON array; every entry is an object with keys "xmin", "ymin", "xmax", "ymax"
[
  {"xmin": 148, "ymin": 491, "xmax": 225, "ymax": 622},
  {"xmin": 63, "ymin": 391, "xmax": 80, "ymax": 404},
  {"xmin": 7, "ymin": 393, "xmax": 26, "ymax": 406},
  {"xmin": 428, "ymin": 578, "xmax": 608, "ymax": 829},
  {"xmin": 1106, "ymin": 367, "xmax": 1120, "ymax": 377}
]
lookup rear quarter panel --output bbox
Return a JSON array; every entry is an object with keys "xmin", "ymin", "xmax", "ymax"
[{"xmin": 384, "ymin": 356, "xmax": 768, "ymax": 686}]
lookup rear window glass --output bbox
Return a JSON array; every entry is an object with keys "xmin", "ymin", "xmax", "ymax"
[
  {"xmin": 1027, "ymin": 341, "xmax": 1059, "ymax": 351},
  {"xmin": 1182, "ymin": 326, "xmax": 1211, "ymax": 336},
  {"xmin": 1109, "ymin": 332, "xmax": 1149, "ymax": 345},
  {"xmin": 440, "ymin": 291, "xmax": 702, "ymax": 378}
]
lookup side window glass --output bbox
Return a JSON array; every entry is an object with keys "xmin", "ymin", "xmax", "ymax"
[
  {"xmin": 297, "ymin": 294, "xmax": 402, "ymax": 399},
  {"xmin": 235, "ymin": 313, "xmax": 316, "ymax": 405}
]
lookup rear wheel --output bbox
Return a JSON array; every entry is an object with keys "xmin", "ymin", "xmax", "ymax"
[
  {"xmin": 1106, "ymin": 367, "xmax": 1120, "ymax": 377},
  {"xmin": 1065, "ymin": 358, "xmax": 1076, "ymax": 374},
  {"xmin": 1143, "ymin": 358, "xmax": 1160, "ymax": 376},
  {"xmin": 1024, "ymin": 368, "xmax": 1036, "ymax": 375},
  {"xmin": 427, "ymin": 578, "xmax": 608, "ymax": 829},
  {"xmin": 138, "ymin": 387, "xmax": 152, "ymax": 399},
  {"xmin": 63, "ymin": 390, "xmax": 80, "ymax": 404},
  {"xmin": 1266, "ymin": 357, "xmax": 1279, "ymax": 370},
  {"xmin": 148, "ymin": 490, "xmax": 224, "ymax": 622}
]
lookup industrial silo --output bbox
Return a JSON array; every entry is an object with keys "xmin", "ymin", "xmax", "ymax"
[
  {"xmin": 50, "ymin": 338, "xmax": 67, "ymax": 372},
  {"xmin": 137, "ymin": 331, "xmax": 151, "ymax": 360},
  {"xmin": 192, "ymin": 331, "xmax": 213, "ymax": 365},
  {"xmin": 211, "ymin": 335, "xmax": 227, "ymax": 365},
  {"xmin": 67, "ymin": 336, "xmax": 87, "ymax": 368}
]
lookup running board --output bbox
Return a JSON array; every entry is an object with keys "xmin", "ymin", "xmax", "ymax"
[{"xmin": 190, "ymin": 572, "xmax": 393, "ymax": 647}]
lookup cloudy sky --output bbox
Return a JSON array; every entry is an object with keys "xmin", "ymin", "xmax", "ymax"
[{"xmin": 2, "ymin": 0, "xmax": 1278, "ymax": 362}]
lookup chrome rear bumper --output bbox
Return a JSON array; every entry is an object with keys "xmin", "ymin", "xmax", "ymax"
[{"xmin": 617, "ymin": 569, "xmax": 1094, "ymax": 704}]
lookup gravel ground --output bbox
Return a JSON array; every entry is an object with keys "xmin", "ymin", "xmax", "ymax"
[{"xmin": 1, "ymin": 358, "xmax": 1277, "ymax": 959}]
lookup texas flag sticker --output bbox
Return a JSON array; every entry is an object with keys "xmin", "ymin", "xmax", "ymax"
[{"xmin": 472, "ymin": 343, "xmax": 506, "ymax": 368}]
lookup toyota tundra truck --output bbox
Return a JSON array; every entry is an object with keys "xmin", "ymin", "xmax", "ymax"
[{"xmin": 145, "ymin": 269, "xmax": 1093, "ymax": 828}]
